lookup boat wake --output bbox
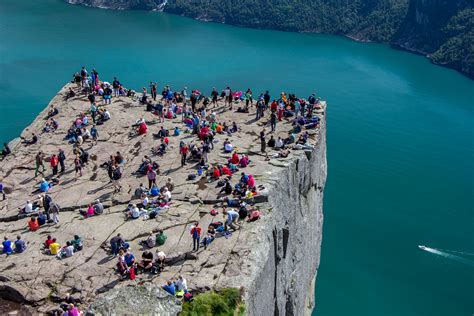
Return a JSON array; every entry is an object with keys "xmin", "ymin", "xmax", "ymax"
[{"xmin": 418, "ymin": 245, "xmax": 474, "ymax": 267}]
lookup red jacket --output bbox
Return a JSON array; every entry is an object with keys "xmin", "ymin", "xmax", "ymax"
[
  {"xmin": 191, "ymin": 226, "xmax": 201, "ymax": 237},
  {"xmin": 50, "ymin": 156, "xmax": 59, "ymax": 167}
]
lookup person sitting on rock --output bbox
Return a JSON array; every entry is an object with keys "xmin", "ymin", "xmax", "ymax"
[
  {"xmin": 65, "ymin": 87, "xmax": 76, "ymax": 101},
  {"xmin": 160, "ymin": 187, "xmax": 172, "ymax": 203},
  {"xmin": 23, "ymin": 200, "xmax": 38, "ymax": 214},
  {"xmin": 223, "ymin": 139, "xmax": 233, "ymax": 153},
  {"xmin": 39, "ymin": 178, "xmax": 50, "ymax": 192},
  {"xmin": 211, "ymin": 166, "xmax": 221, "ymax": 179},
  {"xmin": 48, "ymin": 105, "xmax": 59, "ymax": 118},
  {"xmin": 43, "ymin": 235, "xmax": 54, "ymax": 250},
  {"xmin": 140, "ymin": 232, "xmax": 156, "ymax": 248},
  {"xmin": 162, "ymin": 280, "xmax": 176, "ymax": 296},
  {"xmin": 202, "ymin": 225, "xmax": 216, "ymax": 250},
  {"xmin": 124, "ymin": 249, "xmax": 136, "ymax": 269},
  {"xmin": 21, "ymin": 133, "xmax": 38, "ymax": 145},
  {"xmin": 71, "ymin": 235, "xmax": 83, "ymax": 252},
  {"xmin": 134, "ymin": 183, "xmax": 147, "ymax": 198},
  {"xmin": 164, "ymin": 177, "xmax": 175, "ymax": 192},
  {"xmin": 28, "ymin": 216, "xmax": 40, "ymax": 231},
  {"xmin": 116, "ymin": 249, "xmax": 127, "ymax": 275},
  {"xmin": 49, "ymin": 238, "xmax": 61, "ymax": 256},
  {"xmin": 2, "ymin": 236, "xmax": 12, "ymax": 255},
  {"xmin": 57, "ymin": 241, "xmax": 74, "ymax": 259},
  {"xmin": 152, "ymin": 251, "xmax": 166, "ymax": 274},
  {"xmin": 126, "ymin": 204, "xmax": 140, "ymax": 220},
  {"xmin": 230, "ymin": 152, "xmax": 240, "ymax": 165},
  {"xmin": 80, "ymin": 203, "xmax": 95, "ymax": 218},
  {"xmin": 14, "ymin": 235, "xmax": 27, "ymax": 253},
  {"xmin": 239, "ymin": 155, "xmax": 250, "ymax": 168},
  {"xmin": 155, "ymin": 230, "xmax": 167, "ymax": 246},
  {"xmin": 150, "ymin": 184, "xmax": 160, "ymax": 197},
  {"xmin": 138, "ymin": 120, "xmax": 148, "ymax": 135},
  {"xmin": 137, "ymin": 250, "xmax": 154, "ymax": 272},
  {"xmin": 219, "ymin": 179, "xmax": 233, "ymax": 196},
  {"xmin": 93, "ymin": 199, "xmax": 104, "ymax": 215}
]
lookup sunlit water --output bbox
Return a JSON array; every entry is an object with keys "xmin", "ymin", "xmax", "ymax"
[{"xmin": 0, "ymin": 1, "xmax": 473, "ymax": 315}]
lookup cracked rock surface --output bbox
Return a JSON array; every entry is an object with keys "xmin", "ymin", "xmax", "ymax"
[{"xmin": 0, "ymin": 83, "xmax": 326, "ymax": 315}]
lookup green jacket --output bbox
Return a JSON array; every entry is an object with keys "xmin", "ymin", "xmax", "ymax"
[{"xmin": 156, "ymin": 233, "xmax": 167, "ymax": 246}]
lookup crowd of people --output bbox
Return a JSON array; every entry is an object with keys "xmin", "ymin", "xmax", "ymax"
[{"xmin": 0, "ymin": 66, "xmax": 323, "ymax": 313}]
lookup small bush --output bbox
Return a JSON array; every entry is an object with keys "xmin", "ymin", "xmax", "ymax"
[{"xmin": 180, "ymin": 288, "xmax": 243, "ymax": 316}]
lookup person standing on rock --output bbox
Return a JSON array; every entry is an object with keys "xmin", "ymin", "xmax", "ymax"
[
  {"xmin": 270, "ymin": 111, "xmax": 277, "ymax": 132},
  {"xmin": 112, "ymin": 163, "xmax": 122, "ymax": 192},
  {"xmin": 211, "ymin": 87, "xmax": 218, "ymax": 107},
  {"xmin": 264, "ymin": 90, "xmax": 271, "ymax": 108},
  {"xmin": 35, "ymin": 151, "xmax": 45, "ymax": 177},
  {"xmin": 74, "ymin": 154, "xmax": 82, "ymax": 178},
  {"xmin": 260, "ymin": 128, "xmax": 266, "ymax": 153},
  {"xmin": 147, "ymin": 167, "xmax": 157, "ymax": 189},
  {"xmin": 190, "ymin": 222, "xmax": 202, "ymax": 252},
  {"xmin": 150, "ymin": 82, "xmax": 157, "ymax": 101},
  {"xmin": 110, "ymin": 233, "xmax": 124, "ymax": 256},
  {"xmin": 50, "ymin": 154, "xmax": 59, "ymax": 176},
  {"xmin": 42, "ymin": 193, "xmax": 53, "ymax": 221},
  {"xmin": 58, "ymin": 149, "xmax": 66, "ymax": 173},
  {"xmin": 113, "ymin": 77, "xmax": 121, "ymax": 97},
  {"xmin": 180, "ymin": 142, "xmax": 188, "ymax": 167},
  {"xmin": 224, "ymin": 86, "xmax": 231, "ymax": 108}
]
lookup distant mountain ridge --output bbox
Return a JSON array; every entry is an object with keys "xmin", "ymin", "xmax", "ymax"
[{"xmin": 65, "ymin": 0, "xmax": 473, "ymax": 79}]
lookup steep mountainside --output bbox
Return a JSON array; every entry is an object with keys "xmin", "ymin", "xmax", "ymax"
[{"xmin": 65, "ymin": 0, "xmax": 473, "ymax": 77}]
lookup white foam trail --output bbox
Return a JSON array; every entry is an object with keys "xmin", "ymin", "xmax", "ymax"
[{"xmin": 419, "ymin": 246, "xmax": 474, "ymax": 267}]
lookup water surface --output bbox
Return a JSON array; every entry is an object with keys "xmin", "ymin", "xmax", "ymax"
[{"xmin": 0, "ymin": 1, "xmax": 473, "ymax": 315}]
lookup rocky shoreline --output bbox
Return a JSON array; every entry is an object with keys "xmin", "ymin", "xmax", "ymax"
[{"xmin": 0, "ymin": 79, "xmax": 326, "ymax": 315}]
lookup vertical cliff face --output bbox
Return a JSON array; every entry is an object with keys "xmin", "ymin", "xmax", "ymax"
[{"xmin": 245, "ymin": 123, "xmax": 327, "ymax": 316}]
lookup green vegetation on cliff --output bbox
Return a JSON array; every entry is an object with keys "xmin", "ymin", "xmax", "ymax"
[
  {"xmin": 165, "ymin": 0, "xmax": 409, "ymax": 42},
  {"xmin": 164, "ymin": 0, "xmax": 473, "ymax": 78},
  {"xmin": 180, "ymin": 288, "xmax": 245, "ymax": 316}
]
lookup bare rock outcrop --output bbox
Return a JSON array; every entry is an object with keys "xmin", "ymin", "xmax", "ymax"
[{"xmin": 0, "ymin": 82, "xmax": 326, "ymax": 315}]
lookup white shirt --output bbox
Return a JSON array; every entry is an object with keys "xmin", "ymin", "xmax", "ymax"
[
  {"xmin": 176, "ymin": 278, "xmax": 187, "ymax": 291},
  {"xmin": 142, "ymin": 196, "xmax": 149, "ymax": 207},
  {"xmin": 131, "ymin": 207, "xmax": 140, "ymax": 219},
  {"xmin": 225, "ymin": 143, "xmax": 233, "ymax": 152},
  {"xmin": 104, "ymin": 111, "xmax": 111, "ymax": 120},
  {"xmin": 224, "ymin": 88, "xmax": 230, "ymax": 97},
  {"xmin": 275, "ymin": 139, "xmax": 284, "ymax": 148},
  {"xmin": 164, "ymin": 191, "xmax": 172, "ymax": 201},
  {"xmin": 25, "ymin": 202, "xmax": 33, "ymax": 213},
  {"xmin": 64, "ymin": 245, "xmax": 74, "ymax": 257}
]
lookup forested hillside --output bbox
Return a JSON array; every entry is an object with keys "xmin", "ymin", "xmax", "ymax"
[{"xmin": 66, "ymin": 0, "xmax": 474, "ymax": 78}]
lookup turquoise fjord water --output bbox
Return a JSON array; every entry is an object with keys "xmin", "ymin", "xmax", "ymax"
[{"xmin": 1, "ymin": 1, "xmax": 473, "ymax": 315}]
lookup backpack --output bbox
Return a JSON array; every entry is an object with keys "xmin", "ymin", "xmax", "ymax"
[
  {"xmin": 184, "ymin": 292, "xmax": 193, "ymax": 302},
  {"xmin": 113, "ymin": 168, "xmax": 122, "ymax": 180},
  {"xmin": 210, "ymin": 209, "xmax": 218, "ymax": 216},
  {"xmin": 249, "ymin": 210, "xmax": 261, "ymax": 221},
  {"xmin": 211, "ymin": 221, "xmax": 223, "ymax": 229}
]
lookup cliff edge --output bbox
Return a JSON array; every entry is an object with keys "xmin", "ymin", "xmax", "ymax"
[{"xmin": 0, "ymin": 82, "xmax": 326, "ymax": 315}]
